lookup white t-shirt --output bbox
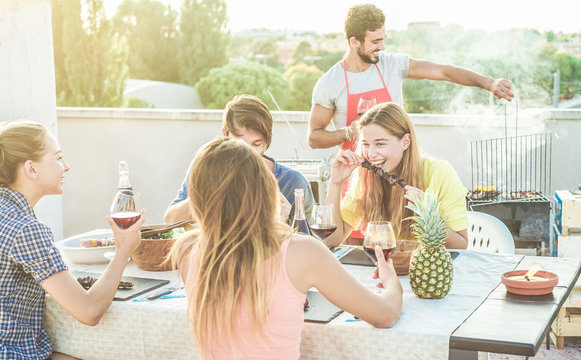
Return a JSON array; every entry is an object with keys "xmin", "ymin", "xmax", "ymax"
[{"xmin": 312, "ymin": 52, "xmax": 410, "ymax": 128}]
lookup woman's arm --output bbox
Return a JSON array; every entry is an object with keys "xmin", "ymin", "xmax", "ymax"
[
  {"xmin": 324, "ymin": 150, "xmax": 361, "ymax": 247},
  {"xmin": 323, "ymin": 181, "xmax": 352, "ymax": 247},
  {"xmin": 445, "ymin": 228, "xmax": 468, "ymax": 249},
  {"xmin": 41, "ymin": 213, "xmax": 145, "ymax": 326},
  {"xmin": 287, "ymin": 236, "xmax": 402, "ymax": 328}
]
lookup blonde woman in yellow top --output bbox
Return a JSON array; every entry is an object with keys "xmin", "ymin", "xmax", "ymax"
[{"xmin": 325, "ymin": 102, "xmax": 469, "ymax": 249}]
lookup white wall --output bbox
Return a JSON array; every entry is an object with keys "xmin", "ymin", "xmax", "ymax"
[
  {"xmin": 0, "ymin": 0, "xmax": 64, "ymax": 239},
  {"xmin": 57, "ymin": 108, "xmax": 581, "ymax": 238}
]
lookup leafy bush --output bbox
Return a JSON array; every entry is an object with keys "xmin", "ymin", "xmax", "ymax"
[{"xmin": 195, "ymin": 61, "xmax": 290, "ymax": 109}]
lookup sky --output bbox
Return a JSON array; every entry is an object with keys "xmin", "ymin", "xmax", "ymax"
[{"xmin": 103, "ymin": 0, "xmax": 581, "ymax": 34}]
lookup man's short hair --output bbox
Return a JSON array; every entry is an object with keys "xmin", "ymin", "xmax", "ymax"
[
  {"xmin": 222, "ymin": 94, "xmax": 273, "ymax": 149},
  {"xmin": 344, "ymin": 4, "xmax": 386, "ymax": 43}
]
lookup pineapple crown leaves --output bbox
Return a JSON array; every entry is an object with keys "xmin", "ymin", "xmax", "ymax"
[{"xmin": 405, "ymin": 190, "xmax": 448, "ymax": 249}]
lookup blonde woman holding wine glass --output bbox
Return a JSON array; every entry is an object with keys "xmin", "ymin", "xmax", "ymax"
[
  {"xmin": 0, "ymin": 120, "xmax": 144, "ymax": 360},
  {"xmin": 170, "ymin": 137, "xmax": 402, "ymax": 359}
]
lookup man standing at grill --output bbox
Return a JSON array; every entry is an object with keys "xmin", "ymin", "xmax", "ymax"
[{"xmin": 308, "ymin": 3, "xmax": 515, "ymax": 151}]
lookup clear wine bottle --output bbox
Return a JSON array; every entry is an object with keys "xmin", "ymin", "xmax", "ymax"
[
  {"xmin": 291, "ymin": 188, "xmax": 312, "ymax": 236},
  {"xmin": 110, "ymin": 160, "xmax": 141, "ymax": 228}
]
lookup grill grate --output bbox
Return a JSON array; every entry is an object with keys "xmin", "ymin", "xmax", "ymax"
[{"xmin": 468, "ymin": 132, "xmax": 553, "ymax": 202}]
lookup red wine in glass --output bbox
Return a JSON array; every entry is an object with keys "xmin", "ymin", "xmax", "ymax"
[
  {"xmin": 310, "ymin": 224, "xmax": 338, "ymax": 240},
  {"xmin": 363, "ymin": 244, "xmax": 396, "ymax": 263},
  {"xmin": 112, "ymin": 211, "xmax": 141, "ymax": 229},
  {"xmin": 110, "ymin": 190, "xmax": 141, "ymax": 229}
]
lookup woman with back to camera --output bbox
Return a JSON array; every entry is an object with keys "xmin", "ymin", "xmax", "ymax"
[
  {"xmin": 169, "ymin": 137, "xmax": 402, "ymax": 359},
  {"xmin": 324, "ymin": 102, "xmax": 469, "ymax": 249},
  {"xmin": 0, "ymin": 120, "xmax": 144, "ymax": 360}
]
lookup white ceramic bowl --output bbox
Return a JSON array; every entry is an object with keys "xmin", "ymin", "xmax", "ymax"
[{"xmin": 56, "ymin": 229, "xmax": 115, "ymax": 264}]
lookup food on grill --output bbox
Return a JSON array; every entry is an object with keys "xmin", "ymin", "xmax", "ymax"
[
  {"xmin": 77, "ymin": 276, "xmax": 133, "ymax": 290},
  {"xmin": 79, "ymin": 238, "xmax": 115, "ymax": 248},
  {"xmin": 360, "ymin": 160, "xmax": 406, "ymax": 188},
  {"xmin": 407, "ymin": 191, "xmax": 453, "ymax": 299},
  {"xmin": 468, "ymin": 188, "xmax": 542, "ymax": 201},
  {"xmin": 501, "ymin": 190, "xmax": 541, "ymax": 200},
  {"xmin": 468, "ymin": 185, "xmax": 499, "ymax": 200}
]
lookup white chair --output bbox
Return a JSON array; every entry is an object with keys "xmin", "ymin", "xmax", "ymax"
[{"xmin": 467, "ymin": 211, "xmax": 515, "ymax": 255}]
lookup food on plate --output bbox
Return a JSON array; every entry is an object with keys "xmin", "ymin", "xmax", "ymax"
[
  {"xmin": 79, "ymin": 238, "xmax": 115, "ymax": 248},
  {"xmin": 77, "ymin": 276, "xmax": 133, "ymax": 290},
  {"xmin": 142, "ymin": 227, "xmax": 185, "ymax": 240}
]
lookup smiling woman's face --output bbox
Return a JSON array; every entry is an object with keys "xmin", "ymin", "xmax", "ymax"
[{"xmin": 360, "ymin": 123, "xmax": 409, "ymax": 174}]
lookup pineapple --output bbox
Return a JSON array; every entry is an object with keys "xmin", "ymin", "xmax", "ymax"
[{"xmin": 406, "ymin": 191, "xmax": 453, "ymax": 299}]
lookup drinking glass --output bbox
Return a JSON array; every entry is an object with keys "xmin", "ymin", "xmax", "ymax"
[
  {"xmin": 363, "ymin": 221, "xmax": 397, "ymax": 264},
  {"xmin": 310, "ymin": 204, "xmax": 337, "ymax": 243},
  {"xmin": 357, "ymin": 96, "xmax": 377, "ymax": 118},
  {"xmin": 110, "ymin": 191, "xmax": 142, "ymax": 228}
]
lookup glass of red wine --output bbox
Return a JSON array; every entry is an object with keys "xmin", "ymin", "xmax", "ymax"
[
  {"xmin": 357, "ymin": 95, "xmax": 377, "ymax": 118},
  {"xmin": 110, "ymin": 191, "xmax": 142, "ymax": 229},
  {"xmin": 363, "ymin": 221, "xmax": 396, "ymax": 264},
  {"xmin": 310, "ymin": 204, "xmax": 337, "ymax": 244}
]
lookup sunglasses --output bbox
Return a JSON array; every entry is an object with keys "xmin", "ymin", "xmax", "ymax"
[{"xmin": 361, "ymin": 160, "xmax": 406, "ymax": 188}]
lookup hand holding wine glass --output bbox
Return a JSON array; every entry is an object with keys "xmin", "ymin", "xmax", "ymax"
[
  {"xmin": 310, "ymin": 204, "xmax": 337, "ymax": 244},
  {"xmin": 357, "ymin": 95, "xmax": 377, "ymax": 118},
  {"xmin": 110, "ymin": 191, "xmax": 142, "ymax": 229},
  {"xmin": 363, "ymin": 221, "xmax": 397, "ymax": 264}
]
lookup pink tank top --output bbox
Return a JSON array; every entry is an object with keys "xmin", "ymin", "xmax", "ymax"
[{"xmin": 187, "ymin": 237, "xmax": 306, "ymax": 359}]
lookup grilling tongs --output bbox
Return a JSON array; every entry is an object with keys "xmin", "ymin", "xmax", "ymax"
[{"xmin": 361, "ymin": 160, "xmax": 407, "ymax": 188}]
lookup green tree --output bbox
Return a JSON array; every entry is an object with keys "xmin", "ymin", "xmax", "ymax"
[
  {"xmin": 251, "ymin": 39, "xmax": 283, "ymax": 70},
  {"xmin": 112, "ymin": 0, "xmax": 179, "ymax": 82},
  {"xmin": 291, "ymin": 40, "xmax": 313, "ymax": 64},
  {"xmin": 284, "ymin": 64, "xmax": 323, "ymax": 110},
  {"xmin": 52, "ymin": 0, "xmax": 129, "ymax": 107},
  {"xmin": 313, "ymin": 49, "xmax": 344, "ymax": 72},
  {"xmin": 178, "ymin": 0, "xmax": 229, "ymax": 86},
  {"xmin": 195, "ymin": 61, "xmax": 289, "ymax": 109}
]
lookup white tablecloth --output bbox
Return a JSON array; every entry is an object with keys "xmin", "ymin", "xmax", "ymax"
[{"xmin": 43, "ymin": 251, "xmax": 522, "ymax": 360}]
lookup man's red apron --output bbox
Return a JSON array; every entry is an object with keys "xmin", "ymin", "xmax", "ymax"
[{"xmin": 341, "ymin": 60, "xmax": 392, "ymax": 241}]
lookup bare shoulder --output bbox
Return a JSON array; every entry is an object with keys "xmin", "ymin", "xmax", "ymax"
[{"xmin": 287, "ymin": 234, "xmax": 327, "ymax": 256}]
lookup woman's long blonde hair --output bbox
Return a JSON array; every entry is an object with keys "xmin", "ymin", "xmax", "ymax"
[
  {"xmin": 351, "ymin": 103, "xmax": 424, "ymax": 239},
  {"xmin": 169, "ymin": 137, "xmax": 291, "ymax": 357}
]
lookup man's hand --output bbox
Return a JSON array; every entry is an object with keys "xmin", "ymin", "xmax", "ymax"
[
  {"xmin": 348, "ymin": 120, "xmax": 360, "ymax": 141},
  {"xmin": 490, "ymin": 78, "xmax": 514, "ymax": 101}
]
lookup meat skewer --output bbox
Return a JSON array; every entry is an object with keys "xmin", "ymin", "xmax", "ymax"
[{"xmin": 361, "ymin": 160, "xmax": 406, "ymax": 188}]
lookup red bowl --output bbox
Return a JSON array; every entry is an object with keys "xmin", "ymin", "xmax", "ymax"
[{"xmin": 501, "ymin": 270, "xmax": 558, "ymax": 295}]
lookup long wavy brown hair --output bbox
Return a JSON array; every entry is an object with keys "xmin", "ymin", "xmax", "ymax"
[
  {"xmin": 169, "ymin": 137, "xmax": 291, "ymax": 357},
  {"xmin": 350, "ymin": 103, "xmax": 424, "ymax": 239}
]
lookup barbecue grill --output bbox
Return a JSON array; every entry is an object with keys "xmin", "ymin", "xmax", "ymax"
[{"xmin": 467, "ymin": 104, "xmax": 553, "ymax": 254}]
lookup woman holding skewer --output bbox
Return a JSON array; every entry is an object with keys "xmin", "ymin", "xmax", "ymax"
[{"xmin": 324, "ymin": 102, "xmax": 468, "ymax": 249}]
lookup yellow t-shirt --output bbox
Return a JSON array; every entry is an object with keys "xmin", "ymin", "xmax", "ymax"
[{"xmin": 340, "ymin": 158, "xmax": 469, "ymax": 238}]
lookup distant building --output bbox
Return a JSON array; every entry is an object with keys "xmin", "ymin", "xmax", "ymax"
[
  {"xmin": 407, "ymin": 22, "xmax": 441, "ymax": 31},
  {"xmin": 552, "ymin": 38, "xmax": 581, "ymax": 59},
  {"xmin": 124, "ymin": 79, "xmax": 203, "ymax": 109}
]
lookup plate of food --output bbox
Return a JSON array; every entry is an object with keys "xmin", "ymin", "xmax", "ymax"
[{"xmin": 56, "ymin": 229, "xmax": 115, "ymax": 264}]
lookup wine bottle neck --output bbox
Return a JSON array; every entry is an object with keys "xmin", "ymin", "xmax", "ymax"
[
  {"xmin": 118, "ymin": 168, "xmax": 132, "ymax": 190},
  {"xmin": 293, "ymin": 193, "xmax": 306, "ymax": 220}
]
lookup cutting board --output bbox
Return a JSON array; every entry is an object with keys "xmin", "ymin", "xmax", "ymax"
[
  {"xmin": 304, "ymin": 291, "xmax": 343, "ymax": 323},
  {"xmin": 71, "ymin": 271, "xmax": 170, "ymax": 301}
]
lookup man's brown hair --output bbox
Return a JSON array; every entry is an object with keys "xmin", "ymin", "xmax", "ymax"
[
  {"xmin": 222, "ymin": 94, "xmax": 273, "ymax": 149},
  {"xmin": 344, "ymin": 4, "xmax": 386, "ymax": 43}
]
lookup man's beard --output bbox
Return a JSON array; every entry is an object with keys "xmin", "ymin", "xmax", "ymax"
[{"xmin": 357, "ymin": 48, "xmax": 379, "ymax": 64}]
